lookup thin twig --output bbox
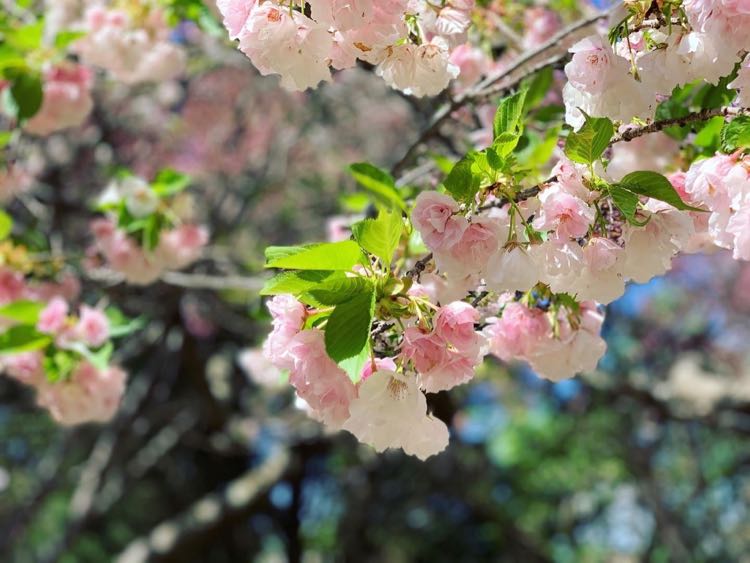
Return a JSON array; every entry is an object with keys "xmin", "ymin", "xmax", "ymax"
[{"xmin": 611, "ymin": 106, "xmax": 750, "ymax": 144}]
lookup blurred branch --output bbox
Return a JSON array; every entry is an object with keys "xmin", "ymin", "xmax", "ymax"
[
  {"xmin": 161, "ymin": 272, "xmax": 266, "ymax": 293},
  {"xmin": 114, "ymin": 448, "xmax": 290, "ymax": 563}
]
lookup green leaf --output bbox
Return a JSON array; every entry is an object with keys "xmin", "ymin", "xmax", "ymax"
[
  {"xmin": 522, "ymin": 66, "xmax": 553, "ymax": 112},
  {"xmin": 54, "ymin": 30, "xmax": 86, "ymax": 49},
  {"xmin": 260, "ymin": 270, "xmax": 337, "ymax": 296},
  {"xmin": 348, "ymin": 163, "xmax": 406, "ymax": 211},
  {"xmin": 443, "ymin": 153, "xmax": 481, "ymax": 203},
  {"xmin": 493, "ymin": 88, "xmax": 528, "ymax": 139},
  {"xmin": 4, "ymin": 21, "xmax": 44, "ymax": 51},
  {"xmin": 693, "ymin": 116, "xmax": 724, "ymax": 149},
  {"xmin": 324, "ymin": 288, "xmax": 375, "ymax": 363},
  {"xmin": 8, "ymin": 71, "xmax": 43, "ymax": 121},
  {"xmin": 491, "ymin": 132, "xmax": 521, "ymax": 158},
  {"xmin": 66, "ymin": 341, "xmax": 114, "ymax": 370},
  {"xmin": 106, "ymin": 307, "xmax": 146, "ymax": 338},
  {"xmin": 265, "ymin": 241, "xmax": 365, "ymax": 271},
  {"xmin": 564, "ymin": 113, "xmax": 614, "ymax": 165},
  {"xmin": 307, "ymin": 277, "xmax": 373, "ymax": 305},
  {"xmin": 619, "ymin": 171, "xmax": 703, "ymax": 211},
  {"xmin": 721, "ymin": 116, "xmax": 750, "ymax": 152},
  {"xmin": 0, "ymin": 300, "xmax": 45, "ymax": 324},
  {"xmin": 151, "ymin": 168, "xmax": 192, "ymax": 197},
  {"xmin": 339, "ymin": 341, "xmax": 371, "ymax": 383},
  {"xmin": 265, "ymin": 245, "xmax": 306, "ymax": 263},
  {"xmin": 0, "ymin": 325, "xmax": 51, "ymax": 354},
  {"xmin": 43, "ymin": 350, "xmax": 76, "ymax": 382},
  {"xmin": 0, "ymin": 209, "xmax": 12, "ymax": 240},
  {"xmin": 609, "ymin": 185, "xmax": 647, "ymax": 226},
  {"xmin": 351, "ymin": 209, "xmax": 403, "ymax": 265}
]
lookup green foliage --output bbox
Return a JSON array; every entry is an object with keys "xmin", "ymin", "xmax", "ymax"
[
  {"xmin": 609, "ymin": 185, "xmax": 644, "ymax": 226},
  {"xmin": 65, "ymin": 341, "xmax": 114, "ymax": 371},
  {"xmin": 261, "ymin": 270, "xmax": 338, "ymax": 296},
  {"xmin": 721, "ymin": 116, "xmax": 750, "ymax": 152},
  {"xmin": 617, "ymin": 171, "xmax": 702, "ymax": 211},
  {"xmin": 493, "ymin": 88, "xmax": 527, "ymax": 139},
  {"xmin": 348, "ymin": 163, "xmax": 406, "ymax": 211},
  {"xmin": 0, "ymin": 325, "xmax": 51, "ymax": 354},
  {"xmin": 443, "ymin": 153, "xmax": 482, "ymax": 203},
  {"xmin": 324, "ymin": 286, "xmax": 376, "ymax": 366},
  {"xmin": 106, "ymin": 307, "xmax": 146, "ymax": 339},
  {"xmin": 0, "ymin": 300, "xmax": 45, "ymax": 325},
  {"xmin": 6, "ymin": 70, "xmax": 43, "ymax": 120},
  {"xmin": 151, "ymin": 169, "xmax": 192, "ymax": 197},
  {"xmin": 265, "ymin": 241, "xmax": 365, "ymax": 271},
  {"xmin": 564, "ymin": 113, "xmax": 614, "ymax": 165},
  {"xmin": 351, "ymin": 209, "xmax": 403, "ymax": 265},
  {"xmin": 307, "ymin": 277, "xmax": 374, "ymax": 306},
  {"xmin": 0, "ymin": 209, "xmax": 12, "ymax": 240}
]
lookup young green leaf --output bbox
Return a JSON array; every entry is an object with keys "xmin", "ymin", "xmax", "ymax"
[
  {"xmin": 0, "ymin": 300, "xmax": 45, "ymax": 325},
  {"xmin": 9, "ymin": 71, "xmax": 43, "ymax": 120},
  {"xmin": 491, "ymin": 132, "xmax": 521, "ymax": 158},
  {"xmin": 348, "ymin": 162, "xmax": 406, "ymax": 211},
  {"xmin": 0, "ymin": 209, "xmax": 12, "ymax": 240},
  {"xmin": 351, "ymin": 209, "xmax": 403, "ymax": 265},
  {"xmin": 260, "ymin": 270, "xmax": 337, "ymax": 296},
  {"xmin": 493, "ymin": 88, "xmax": 528, "ymax": 139},
  {"xmin": 720, "ymin": 116, "xmax": 750, "ymax": 153},
  {"xmin": 151, "ymin": 169, "xmax": 192, "ymax": 197},
  {"xmin": 265, "ymin": 241, "xmax": 365, "ymax": 271},
  {"xmin": 564, "ymin": 113, "xmax": 614, "ymax": 165},
  {"xmin": 307, "ymin": 277, "xmax": 373, "ymax": 305},
  {"xmin": 609, "ymin": 185, "xmax": 647, "ymax": 226},
  {"xmin": 338, "ymin": 341, "xmax": 371, "ymax": 383},
  {"xmin": 0, "ymin": 325, "xmax": 51, "ymax": 354},
  {"xmin": 443, "ymin": 153, "xmax": 481, "ymax": 203},
  {"xmin": 619, "ymin": 171, "xmax": 704, "ymax": 211},
  {"xmin": 324, "ymin": 287, "xmax": 376, "ymax": 363}
]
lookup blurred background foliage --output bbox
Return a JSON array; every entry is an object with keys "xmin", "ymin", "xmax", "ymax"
[{"xmin": 2, "ymin": 0, "xmax": 750, "ymax": 561}]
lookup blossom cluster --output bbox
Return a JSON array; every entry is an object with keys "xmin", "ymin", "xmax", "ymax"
[
  {"xmin": 88, "ymin": 174, "xmax": 208, "ymax": 285},
  {"xmin": 563, "ymin": 2, "xmax": 750, "ymax": 128},
  {"xmin": 412, "ymin": 157, "xmax": 696, "ymax": 306},
  {"xmin": 75, "ymin": 4, "xmax": 186, "ymax": 84},
  {"xmin": 0, "ymin": 296, "xmax": 127, "ymax": 426},
  {"xmin": 217, "ymin": 0, "xmax": 475, "ymax": 94},
  {"xmin": 682, "ymin": 151, "xmax": 750, "ymax": 260}
]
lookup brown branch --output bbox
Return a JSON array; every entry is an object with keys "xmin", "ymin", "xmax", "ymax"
[
  {"xmin": 391, "ymin": 9, "xmax": 612, "ymax": 176},
  {"xmin": 611, "ymin": 106, "xmax": 750, "ymax": 144}
]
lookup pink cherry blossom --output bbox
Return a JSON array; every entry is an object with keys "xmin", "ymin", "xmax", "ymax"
[
  {"xmin": 76, "ymin": 306, "xmax": 110, "ymax": 348},
  {"xmin": 360, "ymin": 357, "xmax": 397, "ymax": 382},
  {"xmin": 156, "ymin": 225, "xmax": 209, "ymax": 270},
  {"xmin": 411, "ymin": 191, "xmax": 468, "ymax": 250},
  {"xmin": 342, "ymin": 370, "xmax": 449, "ymax": 459},
  {"xmin": 533, "ymin": 184, "xmax": 595, "ymax": 240},
  {"xmin": 35, "ymin": 362, "xmax": 127, "ymax": 426},
  {"xmin": 434, "ymin": 216, "xmax": 501, "ymax": 278},
  {"xmin": 484, "ymin": 301, "xmax": 550, "ymax": 361},
  {"xmin": 286, "ymin": 329, "xmax": 357, "ymax": 428},
  {"xmin": 262, "ymin": 295, "xmax": 307, "ymax": 371},
  {"xmin": 37, "ymin": 297, "xmax": 69, "ymax": 335},
  {"xmin": 433, "ymin": 301, "xmax": 480, "ymax": 353},
  {"xmin": 0, "ymin": 351, "xmax": 44, "ymax": 385},
  {"xmin": 24, "ymin": 64, "xmax": 93, "ymax": 136},
  {"xmin": 0, "ymin": 269, "xmax": 25, "ymax": 305},
  {"xmin": 238, "ymin": 3, "xmax": 333, "ymax": 91}
]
